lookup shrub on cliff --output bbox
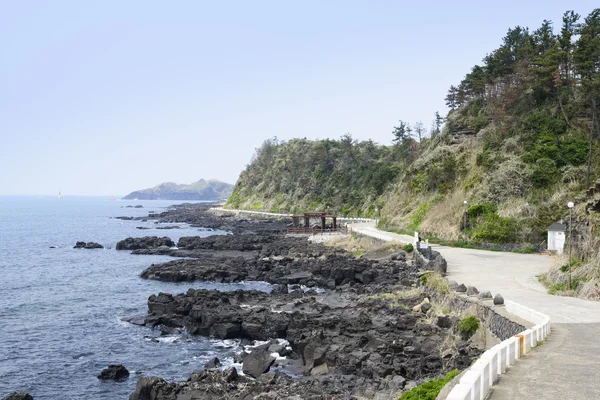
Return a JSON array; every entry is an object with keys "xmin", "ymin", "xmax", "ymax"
[
  {"xmin": 457, "ymin": 316, "xmax": 480, "ymax": 334},
  {"xmin": 398, "ymin": 369, "xmax": 459, "ymax": 400}
]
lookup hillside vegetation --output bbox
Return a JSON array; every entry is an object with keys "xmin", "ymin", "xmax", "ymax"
[
  {"xmin": 123, "ymin": 179, "xmax": 233, "ymax": 200},
  {"xmin": 227, "ymin": 9, "xmax": 600, "ymax": 297}
]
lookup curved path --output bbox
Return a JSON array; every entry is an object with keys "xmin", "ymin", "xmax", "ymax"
[{"xmin": 349, "ymin": 221, "xmax": 600, "ymax": 399}]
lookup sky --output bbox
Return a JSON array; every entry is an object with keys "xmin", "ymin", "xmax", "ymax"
[{"xmin": 1, "ymin": 1, "xmax": 598, "ymax": 196}]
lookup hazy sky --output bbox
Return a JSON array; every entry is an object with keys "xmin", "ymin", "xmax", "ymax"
[{"xmin": 1, "ymin": 1, "xmax": 598, "ymax": 195}]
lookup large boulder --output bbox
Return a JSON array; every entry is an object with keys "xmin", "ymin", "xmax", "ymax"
[
  {"xmin": 128, "ymin": 377, "xmax": 172, "ymax": 400},
  {"xmin": 116, "ymin": 236, "xmax": 175, "ymax": 250},
  {"xmin": 242, "ymin": 350, "xmax": 276, "ymax": 378},
  {"xmin": 203, "ymin": 357, "xmax": 221, "ymax": 370},
  {"xmin": 456, "ymin": 284, "xmax": 467, "ymax": 293},
  {"xmin": 478, "ymin": 291, "xmax": 492, "ymax": 300},
  {"xmin": 493, "ymin": 294, "xmax": 505, "ymax": 305},
  {"xmin": 430, "ymin": 253, "xmax": 447, "ymax": 275},
  {"xmin": 466, "ymin": 286, "xmax": 479, "ymax": 296},
  {"xmin": 98, "ymin": 364, "xmax": 130, "ymax": 381},
  {"xmin": 3, "ymin": 393, "xmax": 33, "ymax": 400}
]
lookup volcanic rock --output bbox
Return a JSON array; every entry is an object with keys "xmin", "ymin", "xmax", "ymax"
[
  {"xmin": 456, "ymin": 284, "xmax": 467, "ymax": 293},
  {"xmin": 493, "ymin": 294, "xmax": 505, "ymax": 305},
  {"xmin": 242, "ymin": 350, "xmax": 275, "ymax": 378},
  {"xmin": 3, "ymin": 393, "xmax": 33, "ymax": 400},
  {"xmin": 98, "ymin": 364, "xmax": 130, "ymax": 381},
  {"xmin": 116, "ymin": 236, "xmax": 174, "ymax": 250},
  {"xmin": 74, "ymin": 241, "xmax": 103, "ymax": 249},
  {"xmin": 478, "ymin": 291, "xmax": 493, "ymax": 300},
  {"xmin": 204, "ymin": 357, "xmax": 221, "ymax": 370},
  {"xmin": 466, "ymin": 286, "xmax": 479, "ymax": 296}
]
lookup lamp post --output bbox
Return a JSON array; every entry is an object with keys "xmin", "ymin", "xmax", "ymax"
[
  {"xmin": 463, "ymin": 200, "xmax": 468, "ymax": 229},
  {"xmin": 568, "ymin": 201, "xmax": 574, "ymax": 289}
]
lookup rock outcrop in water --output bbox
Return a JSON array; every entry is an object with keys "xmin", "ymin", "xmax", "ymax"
[
  {"xmin": 2, "ymin": 393, "xmax": 33, "ymax": 400},
  {"xmin": 97, "ymin": 364, "xmax": 130, "ymax": 381},
  {"xmin": 115, "ymin": 236, "xmax": 175, "ymax": 251},
  {"xmin": 73, "ymin": 241, "xmax": 104, "ymax": 249},
  {"xmin": 116, "ymin": 202, "xmax": 288, "ymax": 235}
]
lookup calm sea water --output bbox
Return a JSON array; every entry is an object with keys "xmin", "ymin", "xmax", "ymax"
[{"xmin": 0, "ymin": 196, "xmax": 269, "ymax": 399}]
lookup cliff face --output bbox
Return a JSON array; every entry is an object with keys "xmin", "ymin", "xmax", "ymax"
[{"xmin": 123, "ymin": 179, "xmax": 233, "ymax": 201}]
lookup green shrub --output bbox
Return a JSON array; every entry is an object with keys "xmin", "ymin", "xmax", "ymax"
[
  {"xmin": 457, "ymin": 316, "xmax": 480, "ymax": 334},
  {"xmin": 398, "ymin": 369, "xmax": 459, "ymax": 400},
  {"xmin": 548, "ymin": 282, "xmax": 569, "ymax": 294},
  {"xmin": 467, "ymin": 203, "xmax": 497, "ymax": 218},
  {"xmin": 531, "ymin": 158, "xmax": 558, "ymax": 187},
  {"xmin": 562, "ymin": 139, "xmax": 589, "ymax": 166},
  {"xmin": 471, "ymin": 214, "xmax": 520, "ymax": 244},
  {"xmin": 409, "ymin": 147, "xmax": 459, "ymax": 194},
  {"xmin": 225, "ymin": 189, "xmax": 242, "ymax": 208},
  {"xmin": 514, "ymin": 244, "xmax": 537, "ymax": 254},
  {"xmin": 560, "ymin": 257, "xmax": 580, "ymax": 272},
  {"xmin": 410, "ymin": 202, "xmax": 431, "ymax": 230},
  {"xmin": 403, "ymin": 243, "xmax": 414, "ymax": 253}
]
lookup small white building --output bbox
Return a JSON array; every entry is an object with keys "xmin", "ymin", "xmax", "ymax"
[{"xmin": 547, "ymin": 221, "xmax": 567, "ymax": 254}]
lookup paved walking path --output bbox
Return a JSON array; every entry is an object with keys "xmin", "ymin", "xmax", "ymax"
[{"xmin": 349, "ymin": 221, "xmax": 600, "ymax": 399}]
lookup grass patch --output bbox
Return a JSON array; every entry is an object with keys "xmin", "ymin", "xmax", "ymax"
[
  {"xmin": 402, "ymin": 243, "xmax": 414, "ymax": 253},
  {"xmin": 409, "ymin": 201, "xmax": 432, "ymax": 230},
  {"xmin": 383, "ymin": 227, "xmax": 416, "ymax": 236},
  {"xmin": 538, "ymin": 273, "xmax": 573, "ymax": 294},
  {"xmin": 353, "ymin": 250, "xmax": 365, "ymax": 258},
  {"xmin": 421, "ymin": 272, "xmax": 452, "ymax": 296},
  {"xmin": 513, "ymin": 244, "xmax": 537, "ymax": 254},
  {"xmin": 398, "ymin": 369, "xmax": 459, "ymax": 400},
  {"xmin": 427, "ymin": 238, "xmax": 503, "ymax": 251},
  {"xmin": 457, "ymin": 316, "xmax": 480, "ymax": 334},
  {"xmin": 361, "ymin": 288, "xmax": 422, "ymax": 308},
  {"xmin": 249, "ymin": 201, "xmax": 264, "ymax": 210}
]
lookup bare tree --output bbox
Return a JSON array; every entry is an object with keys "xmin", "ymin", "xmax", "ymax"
[{"xmin": 414, "ymin": 121, "xmax": 426, "ymax": 141}]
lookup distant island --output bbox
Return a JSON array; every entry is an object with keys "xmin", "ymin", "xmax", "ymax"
[{"xmin": 123, "ymin": 179, "xmax": 233, "ymax": 200}]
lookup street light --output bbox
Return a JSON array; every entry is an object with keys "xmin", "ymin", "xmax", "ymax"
[
  {"xmin": 568, "ymin": 201, "xmax": 574, "ymax": 289},
  {"xmin": 463, "ymin": 200, "xmax": 468, "ymax": 229}
]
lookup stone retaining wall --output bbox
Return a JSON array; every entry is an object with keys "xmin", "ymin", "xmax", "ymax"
[{"xmin": 429, "ymin": 292, "xmax": 527, "ymax": 342}]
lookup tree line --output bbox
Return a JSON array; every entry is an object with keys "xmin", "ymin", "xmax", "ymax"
[{"xmin": 444, "ymin": 9, "xmax": 600, "ymax": 187}]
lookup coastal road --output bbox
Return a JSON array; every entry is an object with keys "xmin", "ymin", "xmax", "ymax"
[{"xmin": 349, "ymin": 221, "xmax": 600, "ymax": 399}]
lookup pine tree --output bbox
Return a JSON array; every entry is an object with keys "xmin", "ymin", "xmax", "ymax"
[
  {"xmin": 574, "ymin": 8, "xmax": 600, "ymax": 188},
  {"xmin": 445, "ymin": 86, "xmax": 459, "ymax": 110},
  {"xmin": 559, "ymin": 10, "xmax": 580, "ymax": 85}
]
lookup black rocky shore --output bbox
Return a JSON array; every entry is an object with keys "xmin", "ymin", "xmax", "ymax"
[{"xmin": 112, "ymin": 203, "xmax": 482, "ymax": 399}]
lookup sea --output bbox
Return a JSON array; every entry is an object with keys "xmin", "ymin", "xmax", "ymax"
[{"xmin": 0, "ymin": 196, "xmax": 271, "ymax": 399}]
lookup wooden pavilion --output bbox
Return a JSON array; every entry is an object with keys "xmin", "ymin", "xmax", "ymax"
[{"xmin": 287, "ymin": 212, "xmax": 347, "ymax": 234}]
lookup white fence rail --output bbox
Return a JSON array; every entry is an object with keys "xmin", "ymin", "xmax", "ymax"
[{"xmin": 446, "ymin": 301, "xmax": 551, "ymax": 400}]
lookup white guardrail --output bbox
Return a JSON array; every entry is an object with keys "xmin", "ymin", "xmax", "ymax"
[{"xmin": 446, "ymin": 300, "xmax": 551, "ymax": 400}]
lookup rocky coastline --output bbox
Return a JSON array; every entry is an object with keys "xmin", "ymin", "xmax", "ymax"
[{"xmin": 109, "ymin": 204, "xmax": 483, "ymax": 399}]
